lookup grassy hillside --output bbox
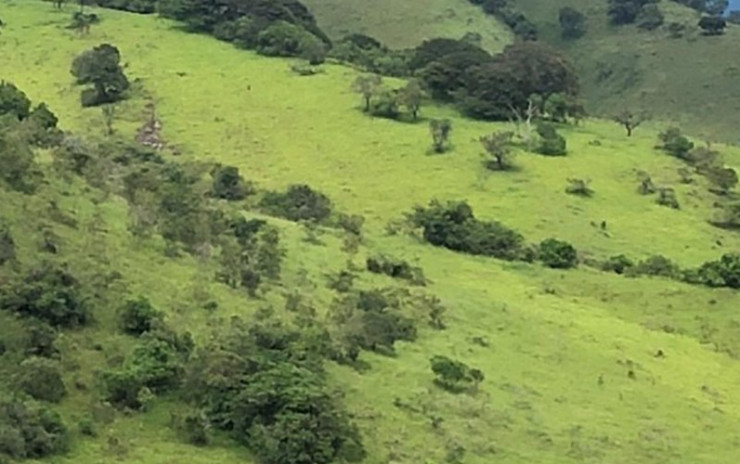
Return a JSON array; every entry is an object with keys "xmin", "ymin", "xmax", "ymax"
[
  {"xmin": 516, "ymin": 0, "xmax": 740, "ymax": 143},
  {"xmin": 2, "ymin": 2, "xmax": 740, "ymax": 464},
  {"xmin": 302, "ymin": 0, "xmax": 513, "ymax": 52}
]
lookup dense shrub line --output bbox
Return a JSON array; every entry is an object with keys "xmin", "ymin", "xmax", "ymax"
[
  {"xmin": 407, "ymin": 200, "xmax": 578, "ymax": 269},
  {"xmin": 466, "ymin": 0, "xmax": 538, "ymax": 39}
]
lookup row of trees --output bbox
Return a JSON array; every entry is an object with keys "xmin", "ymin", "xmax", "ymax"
[{"xmin": 608, "ymin": 0, "xmax": 729, "ymax": 34}]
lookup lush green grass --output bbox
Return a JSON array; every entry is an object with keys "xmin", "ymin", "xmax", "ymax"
[
  {"xmin": 516, "ymin": 0, "xmax": 740, "ymax": 143},
  {"xmin": 302, "ymin": 0, "xmax": 513, "ymax": 52},
  {"xmin": 2, "ymin": 2, "xmax": 740, "ymax": 464}
]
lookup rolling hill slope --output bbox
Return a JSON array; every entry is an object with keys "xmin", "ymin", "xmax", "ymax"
[
  {"xmin": 515, "ymin": 0, "xmax": 740, "ymax": 143},
  {"xmin": 301, "ymin": 0, "xmax": 513, "ymax": 52},
  {"xmin": 1, "ymin": 2, "xmax": 740, "ymax": 464}
]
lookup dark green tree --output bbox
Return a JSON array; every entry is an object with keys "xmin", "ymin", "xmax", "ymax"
[
  {"xmin": 210, "ymin": 164, "xmax": 253, "ymax": 201},
  {"xmin": 658, "ymin": 127, "xmax": 694, "ymax": 159},
  {"xmin": 119, "ymin": 297, "xmax": 164, "ymax": 336},
  {"xmin": 559, "ymin": 7, "xmax": 587, "ymax": 39},
  {"xmin": 539, "ymin": 238, "xmax": 578, "ymax": 269},
  {"xmin": 0, "ymin": 81, "xmax": 31, "ymax": 120},
  {"xmin": 699, "ymin": 15, "xmax": 727, "ymax": 35},
  {"xmin": 0, "ymin": 263, "xmax": 90, "ymax": 327},
  {"xmin": 260, "ymin": 184, "xmax": 332, "ymax": 223},
  {"xmin": 16, "ymin": 357, "xmax": 67, "ymax": 403},
  {"xmin": 637, "ymin": 3, "xmax": 664, "ymax": 30},
  {"xmin": 536, "ymin": 122, "xmax": 567, "ymax": 156},
  {"xmin": 71, "ymin": 43, "xmax": 130, "ymax": 106}
]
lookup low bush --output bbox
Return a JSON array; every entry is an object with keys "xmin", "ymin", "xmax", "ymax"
[
  {"xmin": 15, "ymin": 357, "xmax": 66, "ymax": 403},
  {"xmin": 430, "ymin": 355, "xmax": 484, "ymax": 393},
  {"xmin": 656, "ymin": 188, "xmax": 680, "ymax": 209},
  {"xmin": 118, "ymin": 297, "xmax": 164, "ymax": 336},
  {"xmin": 260, "ymin": 184, "xmax": 332, "ymax": 223},
  {"xmin": 538, "ymin": 238, "xmax": 578, "ymax": 269},
  {"xmin": 366, "ymin": 255, "xmax": 425, "ymax": 284},
  {"xmin": 658, "ymin": 127, "xmax": 694, "ymax": 160},
  {"xmin": 565, "ymin": 178, "xmax": 593, "ymax": 197},
  {"xmin": 536, "ymin": 123, "xmax": 567, "ymax": 156},
  {"xmin": 601, "ymin": 254, "xmax": 635, "ymax": 275},
  {"xmin": 210, "ymin": 164, "xmax": 254, "ymax": 201},
  {"xmin": 626, "ymin": 255, "xmax": 681, "ymax": 279}
]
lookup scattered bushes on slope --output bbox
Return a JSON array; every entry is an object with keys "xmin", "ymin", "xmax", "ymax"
[{"xmin": 0, "ymin": 399, "xmax": 69, "ymax": 461}]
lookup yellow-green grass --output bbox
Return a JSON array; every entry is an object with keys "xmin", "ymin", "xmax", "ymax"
[
  {"xmin": 517, "ymin": 0, "xmax": 740, "ymax": 144},
  {"xmin": 2, "ymin": 2, "xmax": 740, "ymax": 463},
  {"xmin": 302, "ymin": 0, "xmax": 513, "ymax": 52}
]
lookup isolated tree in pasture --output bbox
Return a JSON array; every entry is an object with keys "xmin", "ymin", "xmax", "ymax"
[
  {"xmin": 480, "ymin": 131, "xmax": 515, "ymax": 170},
  {"xmin": 398, "ymin": 79, "xmax": 425, "ymax": 120},
  {"xmin": 614, "ymin": 109, "xmax": 645, "ymax": 136},
  {"xmin": 352, "ymin": 75, "xmax": 383, "ymax": 112},
  {"xmin": 71, "ymin": 43, "xmax": 129, "ymax": 106},
  {"xmin": 429, "ymin": 119, "xmax": 452, "ymax": 153}
]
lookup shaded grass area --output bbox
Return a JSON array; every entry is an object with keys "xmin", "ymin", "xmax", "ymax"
[{"xmin": 1, "ymin": 2, "xmax": 740, "ymax": 463}]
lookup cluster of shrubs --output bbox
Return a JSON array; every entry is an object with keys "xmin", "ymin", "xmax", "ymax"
[
  {"xmin": 0, "ymin": 263, "xmax": 91, "ymax": 328},
  {"xmin": 329, "ymin": 34, "xmax": 411, "ymax": 77},
  {"xmin": 598, "ymin": 252, "xmax": 740, "ymax": 289},
  {"xmin": 657, "ymin": 128, "xmax": 738, "ymax": 195},
  {"xmin": 184, "ymin": 318, "xmax": 366, "ymax": 464},
  {"xmin": 408, "ymin": 200, "xmax": 579, "ymax": 269},
  {"xmin": 259, "ymin": 184, "xmax": 332, "ymax": 223},
  {"xmin": 366, "ymin": 255, "xmax": 426, "ymax": 285},
  {"xmin": 158, "ymin": 0, "xmax": 330, "ymax": 62},
  {"xmin": 430, "ymin": 355, "xmax": 484, "ymax": 393},
  {"xmin": 331, "ymin": 289, "xmax": 418, "ymax": 358}
]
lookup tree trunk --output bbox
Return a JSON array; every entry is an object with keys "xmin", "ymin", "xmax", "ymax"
[{"xmin": 626, "ymin": 125, "xmax": 632, "ymax": 137}]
